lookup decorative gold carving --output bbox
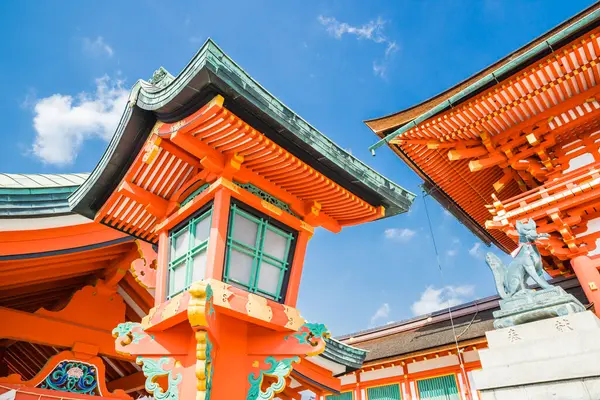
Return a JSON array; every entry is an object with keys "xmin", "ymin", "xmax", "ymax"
[
  {"xmin": 261, "ymin": 200, "xmax": 282, "ymax": 215},
  {"xmin": 141, "ymin": 306, "xmax": 157, "ymax": 330},
  {"xmin": 229, "ymin": 153, "xmax": 244, "ymax": 170},
  {"xmin": 188, "ymin": 281, "xmax": 209, "ymax": 328},
  {"xmin": 219, "ymin": 177, "xmax": 240, "ymax": 193},
  {"xmin": 300, "ymin": 221, "xmax": 314, "ymax": 234},
  {"xmin": 143, "ymin": 136, "xmax": 162, "ymax": 165},
  {"xmin": 160, "ymin": 295, "xmax": 182, "ymax": 321},
  {"xmin": 282, "ymin": 306, "xmax": 304, "ymax": 330},
  {"xmin": 246, "ymin": 293, "xmax": 273, "ymax": 322},
  {"xmin": 195, "ymin": 331, "xmax": 210, "ymax": 400}
]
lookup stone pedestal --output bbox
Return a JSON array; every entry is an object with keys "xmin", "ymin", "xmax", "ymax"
[
  {"xmin": 473, "ymin": 311, "xmax": 600, "ymax": 400},
  {"xmin": 493, "ymin": 286, "xmax": 585, "ymax": 329}
]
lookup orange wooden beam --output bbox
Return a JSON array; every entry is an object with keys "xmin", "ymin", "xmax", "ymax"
[
  {"xmin": 117, "ymin": 181, "xmax": 168, "ymax": 217},
  {"xmin": 0, "ymin": 307, "xmax": 131, "ymax": 361},
  {"xmin": 493, "ymin": 169, "xmax": 514, "ymax": 193},
  {"xmin": 447, "ymin": 146, "xmax": 488, "ymax": 161},
  {"xmin": 468, "ymin": 153, "xmax": 507, "ymax": 172},
  {"xmin": 293, "ymin": 361, "xmax": 340, "ymax": 393},
  {"xmin": 154, "ymin": 135, "xmax": 201, "ymax": 168}
]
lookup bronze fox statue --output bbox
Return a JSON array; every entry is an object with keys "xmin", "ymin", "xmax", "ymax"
[{"xmin": 486, "ymin": 218, "xmax": 551, "ymax": 299}]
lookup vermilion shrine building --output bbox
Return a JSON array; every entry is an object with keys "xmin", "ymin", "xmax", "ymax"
[
  {"xmin": 0, "ymin": 40, "xmax": 415, "ymax": 400},
  {"xmin": 368, "ymin": 2, "xmax": 600, "ymax": 314},
  {"xmin": 327, "ymin": 3, "xmax": 600, "ymax": 400},
  {"xmin": 5, "ymin": 3, "xmax": 600, "ymax": 400}
]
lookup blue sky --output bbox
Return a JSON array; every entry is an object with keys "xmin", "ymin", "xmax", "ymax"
[{"xmin": 0, "ymin": 0, "xmax": 595, "ymax": 335}]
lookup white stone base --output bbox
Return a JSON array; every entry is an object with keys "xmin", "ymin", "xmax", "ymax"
[{"xmin": 473, "ymin": 311, "xmax": 600, "ymax": 400}]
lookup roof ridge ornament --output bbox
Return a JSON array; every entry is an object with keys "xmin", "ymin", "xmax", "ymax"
[{"xmin": 150, "ymin": 66, "xmax": 175, "ymax": 89}]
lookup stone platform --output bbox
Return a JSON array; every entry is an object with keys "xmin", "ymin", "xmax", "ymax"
[
  {"xmin": 473, "ymin": 311, "xmax": 600, "ymax": 399},
  {"xmin": 493, "ymin": 286, "xmax": 585, "ymax": 329}
]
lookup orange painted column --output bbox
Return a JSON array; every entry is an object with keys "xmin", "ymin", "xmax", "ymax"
[
  {"xmin": 284, "ymin": 230, "xmax": 311, "ymax": 308},
  {"xmin": 355, "ymin": 371, "xmax": 363, "ymax": 400},
  {"xmin": 211, "ymin": 315, "xmax": 249, "ymax": 399},
  {"xmin": 403, "ymin": 363, "xmax": 411, "ymax": 400},
  {"xmin": 155, "ymin": 231, "xmax": 169, "ymax": 305},
  {"xmin": 205, "ymin": 188, "xmax": 231, "ymax": 280},
  {"xmin": 571, "ymin": 255, "xmax": 600, "ymax": 317}
]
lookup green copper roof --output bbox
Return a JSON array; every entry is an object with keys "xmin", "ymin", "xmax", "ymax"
[
  {"xmin": 71, "ymin": 39, "xmax": 414, "ymax": 220},
  {"xmin": 0, "ymin": 173, "xmax": 89, "ymax": 216},
  {"xmin": 322, "ymin": 337, "xmax": 367, "ymax": 373}
]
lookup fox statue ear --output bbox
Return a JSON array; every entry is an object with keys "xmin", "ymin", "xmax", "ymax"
[
  {"xmin": 516, "ymin": 220, "xmax": 522, "ymax": 228},
  {"xmin": 528, "ymin": 218, "xmax": 535, "ymax": 227}
]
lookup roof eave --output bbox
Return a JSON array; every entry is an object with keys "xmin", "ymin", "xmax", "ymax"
[
  {"xmin": 364, "ymin": 1, "xmax": 600, "ymax": 135},
  {"xmin": 70, "ymin": 39, "xmax": 415, "ymax": 221}
]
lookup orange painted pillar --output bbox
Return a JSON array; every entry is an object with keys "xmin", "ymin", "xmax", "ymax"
[
  {"xmin": 155, "ymin": 231, "xmax": 169, "ymax": 306},
  {"xmin": 211, "ymin": 315, "xmax": 249, "ymax": 399},
  {"xmin": 571, "ymin": 255, "xmax": 600, "ymax": 317},
  {"xmin": 205, "ymin": 188, "xmax": 231, "ymax": 280},
  {"xmin": 285, "ymin": 231, "xmax": 311, "ymax": 307}
]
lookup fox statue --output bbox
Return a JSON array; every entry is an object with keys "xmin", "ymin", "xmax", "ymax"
[{"xmin": 486, "ymin": 218, "xmax": 551, "ymax": 299}]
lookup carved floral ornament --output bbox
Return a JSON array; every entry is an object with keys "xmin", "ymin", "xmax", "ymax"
[
  {"xmin": 0, "ymin": 351, "xmax": 130, "ymax": 399},
  {"xmin": 247, "ymin": 356, "xmax": 299, "ymax": 400}
]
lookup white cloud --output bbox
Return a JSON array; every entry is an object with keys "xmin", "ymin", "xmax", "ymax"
[
  {"xmin": 385, "ymin": 41, "xmax": 398, "ymax": 57},
  {"xmin": 318, "ymin": 15, "xmax": 398, "ymax": 78},
  {"xmin": 411, "ymin": 285, "xmax": 475, "ymax": 315},
  {"xmin": 384, "ymin": 228, "xmax": 416, "ymax": 242},
  {"xmin": 443, "ymin": 209, "xmax": 453, "ymax": 218},
  {"xmin": 370, "ymin": 303, "xmax": 390, "ymax": 326},
  {"xmin": 82, "ymin": 36, "xmax": 113, "ymax": 58},
  {"xmin": 318, "ymin": 16, "xmax": 387, "ymax": 42},
  {"xmin": 373, "ymin": 61, "xmax": 387, "ymax": 78},
  {"xmin": 469, "ymin": 242, "xmax": 485, "ymax": 260},
  {"xmin": 30, "ymin": 76, "xmax": 129, "ymax": 165},
  {"xmin": 446, "ymin": 249, "xmax": 458, "ymax": 257}
]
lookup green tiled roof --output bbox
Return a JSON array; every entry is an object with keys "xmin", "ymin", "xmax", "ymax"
[
  {"xmin": 322, "ymin": 337, "xmax": 367, "ymax": 372},
  {"xmin": 0, "ymin": 173, "xmax": 89, "ymax": 216},
  {"xmin": 70, "ymin": 39, "xmax": 415, "ymax": 220}
]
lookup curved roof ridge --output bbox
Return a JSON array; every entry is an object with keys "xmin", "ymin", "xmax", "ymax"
[
  {"xmin": 364, "ymin": 1, "xmax": 600, "ymax": 134},
  {"xmin": 70, "ymin": 38, "xmax": 415, "ymax": 220},
  {"xmin": 0, "ymin": 173, "xmax": 89, "ymax": 189},
  {"xmin": 0, "ymin": 173, "xmax": 90, "ymax": 217}
]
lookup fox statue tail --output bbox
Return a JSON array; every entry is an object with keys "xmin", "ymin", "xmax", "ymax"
[{"xmin": 485, "ymin": 252, "xmax": 509, "ymax": 299}]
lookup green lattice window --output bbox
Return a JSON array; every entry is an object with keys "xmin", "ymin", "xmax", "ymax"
[
  {"xmin": 167, "ymin": 206, "xmax": 212, "ymax": 299},
  {"xmin": 326, "ymin": 392, "xmax": 353, "ymax": 400},
  {"xmin": 417, "ymin": 374, "xmax": 460, "ymax": 400},
  {"xmin": 223, "ymin": 203, "xmax": 295, "ymax": 302},
  {"xmin": 367, "ymin": 384, "xmax": 402, "ymax": 399}
]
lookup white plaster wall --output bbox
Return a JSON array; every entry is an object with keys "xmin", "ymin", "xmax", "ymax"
[
  {"xmin": 360, "ymin": 366, "xmax": 405, "ymax": 382},
  {"xmin": 407, "ymin": 354, "xmax": 459, "ymax": 374},
  {"xmin": 462, "ymin": 350, "xmax": 480, "ymax": 363},
  {"xmin": 340, "ymin": 374, "xmax": 356, "ymax": 385}
]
